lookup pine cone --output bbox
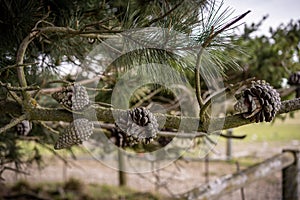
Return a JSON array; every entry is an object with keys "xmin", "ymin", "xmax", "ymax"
[
  {"xmin": 52, "ymin": 83, "xmax": 89, "ymax": 111},
  {"xmin": 288, "ymin": 71, "xmax": 300, "ymax": 85},
  {"xmin": 54, "ymin": 118, "xmax": 94, "ymax": 150},
  {"xmin": 110, "ymin": 127, "xmax": 137, "ymax": 147},
  {"xmin": 16, "ymin": 120, "xmax": 32, "ymax": 136},
  {"xmin": 234, "ymin": 80, "xmax": 281, "ymax": 122},
  {"xmin": 157, "ymin": 136, "xmax": 173, "ymax": 147},
  {"xmin": 116, "ymin": 107, "xmax": 159, "ymax": 144}
]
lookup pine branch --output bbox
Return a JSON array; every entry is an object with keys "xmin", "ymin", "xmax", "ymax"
[
  {"xmin": 196, "ymin": 10, "xmax": 251, "ymax": 122},
  {"xmin": 201, "ymin": 10, "xmax": 251, "ymax": 48},
  {"xmin": 2, "ymin": 98, "xmax": 299, "ymax": 134}
]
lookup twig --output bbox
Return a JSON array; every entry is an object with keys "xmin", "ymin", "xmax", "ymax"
[
  {"xmin": 144, "ymin": 1, "xmax": 184, "ymax": 27},
  {"xmin": 80, "ymin": 17, "xmax": 117, "ymax": 31},
  {"xmin": 0, "ymin": 82, "xmax": 39, "ymax": 91},
  {"xmin": 278, "ymin": 86, "xmax": 297, "ymax": 97},
  {"xmin": 200, "ymin": 77, "xmax": 256, "ymax": 119},
  {"xmin": 158, "ymin": 131, "xmax": 209, "ymax": 138},
  {"xmin": 202, "ymin": 10, "xmax": 251, "ymax": 48},
  {"xmin": 133, "ymin": 88, "xmax": 163, "ymax": 108},
  {"xmin": 200, "ymin": 87, "xmax": 228, "ymax": 119},
  {"xmin": 36, "ymin": 142, "xmax": 69, "ymax": 166},
  {"xmin": 33, "ymin": 11, "xmax": 51, "ymax": 30},
  {"xmin": 0, "ymin": 114, "xmax": 27, "ymax": 134},
  {"xmin": 38, "ymin": 121, "xmax": 60, "ymax": 134},
  {"xmin": 39, "ymin": 76, "xmax": 102, "ymax": 94},
  {"xmin": 0, "ymin": 166, "xmax": 30, "ymax": 176},
  {"xmin": 0, "ymin": 62, "xmax": 38, "ymax": 72},
  {"xmin": 219, "ymin": 133, "xmax": 246, "ymax": 139},
  {"xmin": 7, "ymin": 90, "xmax": 23, "ymax": 105},
  {"xmin": 92, "ymin": 102, "xmax": 113, "ymax": 108}
]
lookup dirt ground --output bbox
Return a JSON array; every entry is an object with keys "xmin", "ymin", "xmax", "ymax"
[{"xmin": 3, "ymin": 138, "xmax": 298, "ymax": 200}]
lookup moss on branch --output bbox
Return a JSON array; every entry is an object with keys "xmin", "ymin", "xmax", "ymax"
[{"xmin": 2, "ymin": 98, "xmax": 300, "ymax": 132}]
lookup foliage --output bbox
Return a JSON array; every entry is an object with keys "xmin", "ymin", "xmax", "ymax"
[{"xmin": 225, "ymin": 17, "xmax": 300, "ymax": 88}]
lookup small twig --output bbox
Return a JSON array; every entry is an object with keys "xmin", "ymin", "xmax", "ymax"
[
  {"xmin": 0, "ymin": 62, "xmax": 39, "ymax": 72},
  {"xmin": 85, "ymin": 87, "xmax": 112, "ymax": 92},
  {"xmin": 133, "ymin": 88, "xmax": 163, "ymax": 108},
  {"xmin": 219, "ymin": 133, "xmax": 246, "ymax": 139},
  {"xmin": 158, "ymin": 131, "xmax": 209, "ymax": 138},
  {"xmin": 200, "ymin": 77, "xmax": 256, "ymax": 118},
  {"xmin": 7, "ymin": 90, "xmax": 23, "ymax": 105},
  {"xmin": 33, "ymin": 11, "xmax": 51, "ymax": 30},
  {"xmin": 202, "ymin": 10, "xmax": 251, "ymax": 48},
  {"xmin": 80, "ymin": 17, "xmax": 117, "ymax": 31},
  {"xmin": 0, "ymin": 81, "xmax": 37, "ymax": 104},
  {"xmin": 278, "ymin": 86, "xmax": 297, "ymax": 97},
  {"xmin": 47, "ymin": 80, "xmax": 71, "ymax": 85},
  {"xmin": 0, "ymin": 114, "xmax": 27, "ymax": 134},
  {"xmin": 92, "ymin": 102, "xmax": 113, "ymax": 108},
  {"xmin": 0, "ymin": 166, "xmax": 30, "ymax": 176},
  {"xmin": 200, "ymin": 87, "xmax": 228, "ymax": 119},
  {"xmin": 36, "ymin": 142, "xmax": 69, "ymax": 166},
  {"xmin": 0, "ymin": 82, "xmax": 39, "ymax": 91},
  {"xmin": 38, "ymin": 121, "xmax": 60, "ymax": 134},
  {"xmin": 144, "ymin": 1, "xmax": 184, "ymax": 27}
]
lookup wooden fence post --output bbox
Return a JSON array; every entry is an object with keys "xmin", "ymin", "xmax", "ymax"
[
  {"xmin": 226, "ymin": 129, "xmax": 232, "ymax": 160},
  {"xmin": 118, "ymin": 149, "xmax": 127, "ymax": 186},
  {"xmin": 282, "ymin": 149, "xmax": 300, "ymax": 200}
]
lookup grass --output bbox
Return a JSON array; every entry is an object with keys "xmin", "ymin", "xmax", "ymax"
[
  {"xmin": 225, "ymin": 111, "xmax": 300, "ymax": 142},
  {"xmin": 3, "ymin": 178, "xmax": 170, "ymax": 200},
  {"xmin": 233, "ymin": 123, "xmax": 300, "ymax": 142}
]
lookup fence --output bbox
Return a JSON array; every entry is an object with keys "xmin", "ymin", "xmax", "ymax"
[{"xmin": 182, "ymin": 149, "xmax": 300, "ymax": 200}]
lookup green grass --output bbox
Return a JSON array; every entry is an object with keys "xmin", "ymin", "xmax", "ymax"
[{"xmin": 233, "ymin": 123, "xmax": 300, "ymax": 142}]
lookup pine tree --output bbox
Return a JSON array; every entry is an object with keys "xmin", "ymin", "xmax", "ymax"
[{"xmin": 0, "ymin": 0, "xmax": 299, "ymax": 189}]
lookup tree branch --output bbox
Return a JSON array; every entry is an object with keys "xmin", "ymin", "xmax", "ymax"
[
  {"xmin": 25, "ymin": 99, "xmax": 300, "ymax": 131},
  {"xmin": 2, "ymin": 98, "xmax": 300, "ymax": 133},
  {"xmin": 15, "ymin": 29, "xmax": 40, "ymax": 103}
]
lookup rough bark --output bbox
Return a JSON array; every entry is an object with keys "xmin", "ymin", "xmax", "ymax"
[{"xmin": 1, "ymin": 98, "xmax": 300, "ymax": 133}]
